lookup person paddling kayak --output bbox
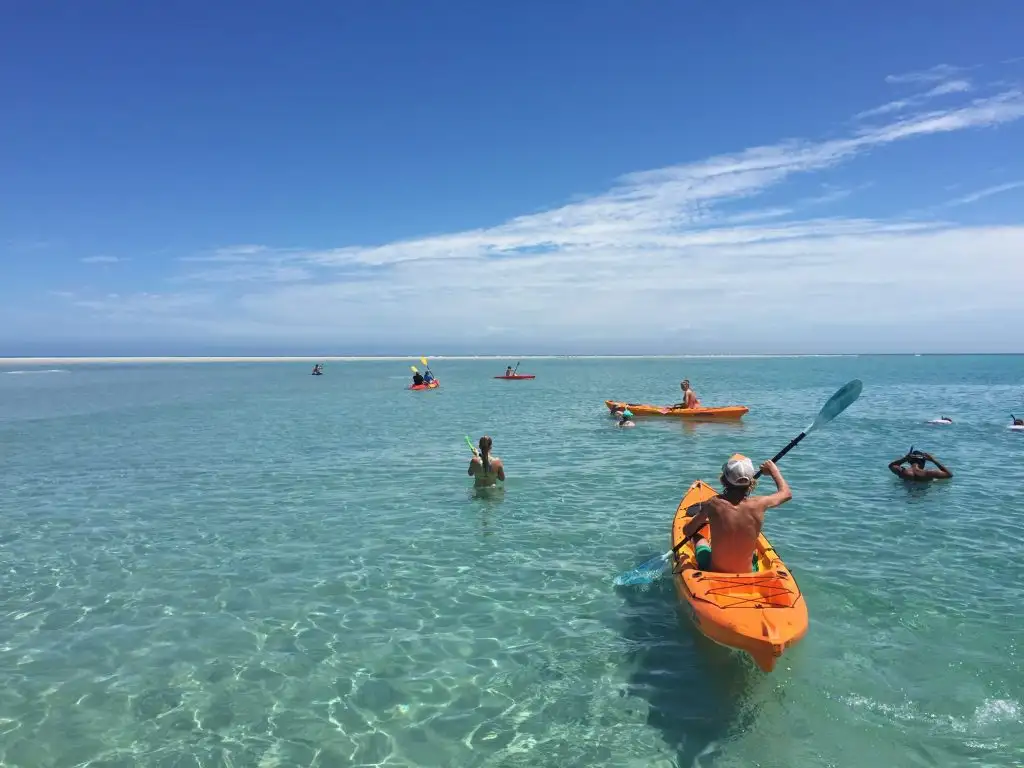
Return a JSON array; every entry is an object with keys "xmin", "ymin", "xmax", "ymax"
[
  {"xmin": 888, "ymin": 450, "xmax": 953, "ymax": 480},
  {"xmin": 680, "ymin": 454, "xmax": 792, "ymax": 573},
  {"xmin": 412, "ymin": 371, "xmax": 425, "ymax": 386},
  {"xmin": 505, "ymin": 365, "xmax": 514, "ymax": 377},
  {"xmin": 674, "ymin": 379, "xmax": 701, "ymax": 409},
  {"xmin": 468, "ymin": 436, "xmax": 505, "ymax": 487}
]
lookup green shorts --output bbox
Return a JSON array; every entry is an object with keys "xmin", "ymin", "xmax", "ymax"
[{"xmin": 694, "ymin": 542, "xmax": 759, "ymax": 572}]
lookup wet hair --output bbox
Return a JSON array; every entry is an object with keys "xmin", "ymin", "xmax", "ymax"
[
  {"xmin": 479, "ymin": 435, "xmax": 493, "ymax": 472},
  {"xmin": 720, "ymin": 475, "xmax": 756, "ymax": 496}
]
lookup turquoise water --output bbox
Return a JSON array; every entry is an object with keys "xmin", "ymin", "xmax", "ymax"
[{"xmin": 1, "ymin": 355, "xmax": 1023, "ymax": 767}]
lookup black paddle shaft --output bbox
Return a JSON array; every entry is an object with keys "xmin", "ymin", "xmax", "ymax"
[{"xmin": 754, "ymin": 431, "xmax": 808, "ymax": 479}]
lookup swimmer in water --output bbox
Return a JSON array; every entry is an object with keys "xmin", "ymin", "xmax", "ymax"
[
  {"xmin": 888, "ymin": 449, "xmax": 953, "ymax": 481},
  {"xmin": 468, "ymin": 435, "xmax": 505, "ymax": 488},
  {"xmin": 618, "ymin": 409, "xmax": 635, "ymax": 428}
]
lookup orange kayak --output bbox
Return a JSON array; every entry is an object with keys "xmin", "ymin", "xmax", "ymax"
[
  {"xmin": 605, "ymin": 400, "xmax": 748, "ymax": 420},
  {"xmin": 409, "ymin": 380, "xmax": 440, "ymax": 390},
  {"xmin": 670, "ymin": 480, "xmax": 807, "ymax": 672}
]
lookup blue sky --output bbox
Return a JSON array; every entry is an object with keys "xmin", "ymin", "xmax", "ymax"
[{"xmin": 3, "ymin": 1, "xmax": 1024, "ymax": 355}]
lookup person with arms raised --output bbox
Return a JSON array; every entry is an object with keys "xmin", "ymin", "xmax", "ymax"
[
  {"xmin": 888, "ymin": 450, "xmax": 953, "ymax": 480},
  {"xmin": 681, "ymin": 454, "xmax": 792, "ymax": 573}
]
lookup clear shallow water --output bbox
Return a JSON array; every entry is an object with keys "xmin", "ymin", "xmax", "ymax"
[{"xmin": 1, "ymin": 356, "xmax": 1023, "ymax": 767}]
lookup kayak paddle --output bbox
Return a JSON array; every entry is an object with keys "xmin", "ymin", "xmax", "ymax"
[
  {"xmin": 613, "ymin": 378, "xmax": 863, "ymax": 587},
  {"xmin": 513, "ymin": 361, "xmax": 521, "ymax": 375}
]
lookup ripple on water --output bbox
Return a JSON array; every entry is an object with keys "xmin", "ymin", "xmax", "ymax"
[{"xmin": 1, "ymin": 356, "xmax": 1023, "ymax": 766}]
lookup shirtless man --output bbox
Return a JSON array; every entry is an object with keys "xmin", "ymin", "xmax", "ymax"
[
  {"xmin": 888, "ymin": 450, "xmax": 953, "ymax": 480},
  {"xmin": 681, "ymin": 454, "xmax": 792, "ymax": 573},
  {"xmin": 468, "ymin": 435, "xmax": 505, "ymax": 487},
  {"xmin": 675, "ymin": 379, "xmax": 701, "ymax": 409}
]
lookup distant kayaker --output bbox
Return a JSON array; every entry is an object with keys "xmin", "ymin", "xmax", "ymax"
[
  {"xmin": 1013, "ymin": 417, "xmax": 1024, "ymax": 426},
  {"xmin": 681, "ymin": 454, "xmax": 792, "ymax": 573},
  {"xmin": 412, "ymin": 371, "xmax": 425, "ymax": 386},
  {"xmin": 423, "ymin": 368, "xmax": 435, "ymax": 383},
  {"xmin": 888, "ymin": 450, "xmax": 953, "ymax": 481},
  {"xmin": 675, "ymin": 380, "xmax": 701, "ymax": 409},
  {"xmin": 618, "ymin": 409, "xmax": 635, "ymax": 428},
  {"xmin": 505, "ymin": 366, "xmax": 514, "ymax": 376},
  {"xmin": 468, "ymin": 436, "xmax": 505, "ymax": 487}
]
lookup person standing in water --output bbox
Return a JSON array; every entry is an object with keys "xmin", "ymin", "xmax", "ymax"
[
  {"xmin": 469, "ymin": 436, "xmax": 505, "ymax": 487},
  {"xmin": 681, "ymin": 454, "xmax": 792, "ymax": 573},
  {"xmin": 888, "ymin": 450, "xmax": 953, "ymax": 480},
  {"xmin": 675, "ymin": 379, "xmax": 701, "ymax": 409},
  {"xmin": 618, "ymin": 409, "xmax": 635, "ymax": 428}
]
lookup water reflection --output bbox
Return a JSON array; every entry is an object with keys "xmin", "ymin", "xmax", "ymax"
[
  {"xmin": 616, "ymin": 573, "xmax": 764, "ymax": 765},
  {"xmin": 467, "ymin": 485, "xmax": 505, "ymax": 538}
]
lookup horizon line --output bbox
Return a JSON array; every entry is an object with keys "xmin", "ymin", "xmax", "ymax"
[{"xmin": 2, "ymin": 352, "xmax": 1022, "ymax": 367}]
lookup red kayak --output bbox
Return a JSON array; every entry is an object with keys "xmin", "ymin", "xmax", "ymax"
[
  {"xmin": 494, "ymin": 374, "xmax": 535, "ymax": 380},
  {"xmin": 409, "ymin": 380, "xmax": 440, "ymax": 390}
]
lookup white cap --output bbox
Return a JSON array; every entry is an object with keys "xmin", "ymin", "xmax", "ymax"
[{"xmin": 722, "ymin": 453, "xmax": 756, "ymax": 487}]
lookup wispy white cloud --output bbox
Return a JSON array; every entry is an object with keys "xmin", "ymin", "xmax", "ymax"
[
  {"xmin": 856, "ymin": 79, "xmax": 973, "ymax": 120},
  {"xmin": 41, "ymin": 75, "xmax": 1024, "ymax": 351},
  {"xmin": 885, "ymin": 64, "xmax": 966, "ymax": 84},
  {"xmin": 942, "ymin": 180, "xmax": 1024, "ymax": 207}
]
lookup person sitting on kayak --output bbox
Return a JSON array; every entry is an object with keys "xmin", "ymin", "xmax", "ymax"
[
  {"xmin": 423, "ymin": 368, "xmax": 435, "ymax": 383},
  {"xmin": 505, "ymin": 366, "xmax": 514, "ymax": 377},
  {"xmin": 1013, "ymin": 417, "xmax": 1024, "ymax": 426},
  {"xmin": 681, "ymin": 454, "xmax": 792, "ymax": 573},
  {"xmin": 412, "ymin": 371, "xmax": 425, "ymax": 386},
  {"xmin": 468, "ymin": 435, "xmax": 505, "ymax": 487},
  {"xmin": 674, "ymin": 380, "xmax": 701, "ymax": 409},
  {"xmin": 618, "ymin": 409, "xmax": 635, "ymax": 428},
  {"xmin": 888, "ymin": 450, "xmax": 953, "ymax": 480}
]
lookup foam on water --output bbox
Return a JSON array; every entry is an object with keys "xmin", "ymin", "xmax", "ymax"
[{"xmin": 1, "ymin": 355, "xmax": 1023, "ymax": 767}]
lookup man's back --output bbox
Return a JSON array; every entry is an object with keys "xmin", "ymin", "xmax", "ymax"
[{"xmin": 706, "ymin": 496, "xmax": 766, "ymax": 572}]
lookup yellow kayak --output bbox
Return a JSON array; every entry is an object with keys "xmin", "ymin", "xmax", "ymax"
[
  {"xmin": 605, "ymin": 400, "xmax": 748, "ymax": 420},
  {"xmin": 671, "ymin": 480, "xmax": 808, "ymax": 672}
]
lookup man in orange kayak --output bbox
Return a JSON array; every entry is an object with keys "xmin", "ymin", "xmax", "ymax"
[
  {"xmin": 674, "ymin": 379, "xmax": 701, "ymax": 409},
  {"xmin": 468, "ymin": 435, "xmax": 506, "ymax": 487},
  {"xmin": 888, "ymin": 450, "xmax": 953, "ymax": 480},
  {"xmin": 681, "ymin": 454, "xmax": 792, "ymax": 573}
]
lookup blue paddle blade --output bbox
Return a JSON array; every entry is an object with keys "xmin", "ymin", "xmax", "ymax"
[
  {"xmin": 809, "ymin": 379, "xmax": 863, "ymax": 432},
  {"xmin": 613, "ymin": 551, "xmax": 671, "ymax": 586}
]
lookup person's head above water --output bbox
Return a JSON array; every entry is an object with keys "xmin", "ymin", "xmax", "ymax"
[
  {"xmin": 721, "ymin": 453, "xmax": 757, "ymax": 495},
  {"xmin": 478, "ymin": 435, "xmax": 493, "ymax": 454},
  {"xmin": 621, "ymin": 410, "xmax": 633, "ymax": 421},
  {"xmin": 907, "ymin": 449, "xmax": 928, "ymax": 468}
]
